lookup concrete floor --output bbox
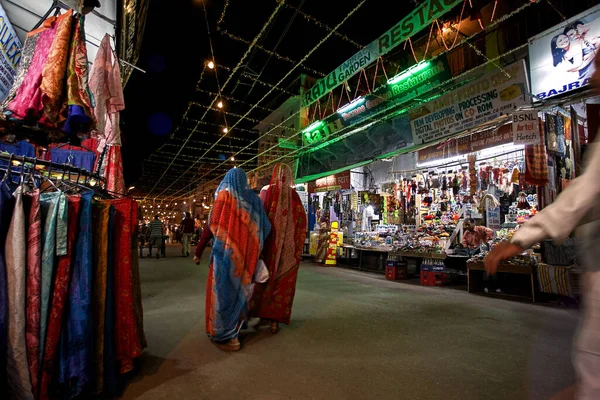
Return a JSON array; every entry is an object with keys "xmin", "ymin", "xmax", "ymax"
[{"xmin": 122, "ymin": 246, "xmax": 579, "ymax": 400}]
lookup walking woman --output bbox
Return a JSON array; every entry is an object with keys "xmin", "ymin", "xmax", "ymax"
[
  {"xmin": 196, "ymin": 168, "xmax": 270, "ymax": 351},
  {"xmin": 251, "ymin": 164, "xmax": 307, "ymax": 333}
]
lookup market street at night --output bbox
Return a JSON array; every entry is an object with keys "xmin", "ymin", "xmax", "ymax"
[{"xmin": 123, "ymin": 247, "xmax": 578, "ymax": 400}]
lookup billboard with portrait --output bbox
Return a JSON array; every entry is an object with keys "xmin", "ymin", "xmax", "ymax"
[{"xmin": 529, "ymin": 5, "xmax": 600, "ymax": 101}]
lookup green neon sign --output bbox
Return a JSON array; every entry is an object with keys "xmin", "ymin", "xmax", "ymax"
[{"xmin": 388, "ymin": 61, "xmax": 431, "ymax": 85}]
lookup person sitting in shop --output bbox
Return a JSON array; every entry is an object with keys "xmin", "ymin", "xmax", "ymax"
[
  {"xmin": 462, "ymin": 218, "xmax": 499, "ymax": 294},
  {"xmin": 462, "ymin": 218, "xmax": 494, "ymax": 250}
]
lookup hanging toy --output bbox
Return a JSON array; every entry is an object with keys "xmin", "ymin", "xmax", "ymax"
[{"xmin": 517, "ymin": 191, "xmax": 531, "ymax": 210}]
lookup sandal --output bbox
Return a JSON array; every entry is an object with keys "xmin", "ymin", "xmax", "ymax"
[
  {"xmin": 270, "ymin": 321, "xmax": 280, "ymax": 334},
  {"xmin": 216, "ymin": 337, "xmax": 241, "ymax": 352}
]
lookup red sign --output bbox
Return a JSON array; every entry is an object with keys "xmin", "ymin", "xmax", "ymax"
[
  {"xmin": 308, "ymin": 170, "xmax": 351, "ymax": 193},
  {"xmin": 417, "ymin": 124, "xmax": 512, "ymax": 164}
]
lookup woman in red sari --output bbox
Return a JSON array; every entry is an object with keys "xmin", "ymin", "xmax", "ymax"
[{"xmin": 252, "ymin": 164, "xmax": 307, "ymax": 333}]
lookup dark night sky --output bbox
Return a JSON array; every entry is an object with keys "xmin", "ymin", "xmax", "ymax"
[{"xmin": 120, "ymin": 0, "xmax": 424, "ymax": 188}]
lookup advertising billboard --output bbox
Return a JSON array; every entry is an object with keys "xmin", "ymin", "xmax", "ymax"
[{"xmin": 528, "ymin": 4, "xmax": 600, "ymax": 100}]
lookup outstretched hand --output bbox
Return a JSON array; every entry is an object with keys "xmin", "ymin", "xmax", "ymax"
[
  {"xmin": 193, "ymin": 256, "xmax": 200, "ymax": 265},
  {"xmin": 484, "ymin": 241, "xmax": 525, "ymax": 274}
]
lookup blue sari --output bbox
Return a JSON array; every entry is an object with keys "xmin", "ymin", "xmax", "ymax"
[
  {"xmin": 59, "ymin": 191, "xmax": 93, "ymax": 397},
  {"xmin": 205, "ymin": 168, "xmax": 271, "ymax": 342}
]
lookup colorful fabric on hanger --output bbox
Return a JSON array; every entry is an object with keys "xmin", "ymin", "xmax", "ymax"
[
  {"xmin": 6, "ymin": 17, "xmax": 59, "ymax": 121},
  {"xmin": 0, "ymin": 141, "xmax": 35, "ymax": 166},
  {"xmin": 38, "ymin": 191, "xmax": 67, "ymax": 363},
  {"xmin": 525, "ymin": 122, "xmax": 549, "ymax": 187},
  {"xmin": 63, "ymin": 17, "xmax": 94, "ymax": 135},
  {"xmin": 2, "ymin": 32, "xmax": 40, "ymax": 110},
  {"xmin": 59, "ymin": 191, "xmax": 93, "ymax": 396},
  {"xmin": 89, "ymin": 34, "xmax": 125, "ymax": 148},
  {"xmin": 91, "ymin": 201, "xmax": 110, "ymax": 394},
  {"xmin": 24, "ymin": 189, "xmax": 42, "ymax": 400},
  {"xmin": 5, "ymin": 185, "xmax": 34, "ymax": 400},
  {"xmin": 50, "ymin": 148, "xmax": 96, "ymax": 173},
  {"xmin": 103, "ymin": 145, "xmax": 125, "ymax": 195},
  {"xmin": 0, "ymin": 182, "xmax": 14, "ymax": 394},
  {"xmin": 41, "ymin": 10, "xmax": 73, "ymax": 126},
  {"xmin": 111, "ymin": 198, "xmax": 145, "ymax": 374},
  {"xmin": 39, "ymin": 196, "xmax": 80, "ymax": 400},
  {"xmin": 205, "ymin": 168, "xmax": 271, "ymax": 342},
  {"xmin": 251, "ymin": 164, "xmax": 307, "ymax": 325}
]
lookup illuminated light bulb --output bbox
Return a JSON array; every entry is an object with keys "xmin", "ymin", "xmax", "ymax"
[
  {"xmin": 207, "ymin": 60, "xmax": 215, "ymax": 69},
  {"xmin": 183, "ymin": 201, "xmax": 187, "ymax": 205},
  {"xmin": 217, "ymin": 101, "xmax": 224, "ymax": 109},
  {"xmin": 175, "ymin": 202, "xmax": 178, "ymax": 205},
  {"xmin": 223, "ymin": 127, "xmax": 229, "ymax": 134},
  {"xmin": 230, "ymin": 156, "xmax": 235, "ymax": 161}
]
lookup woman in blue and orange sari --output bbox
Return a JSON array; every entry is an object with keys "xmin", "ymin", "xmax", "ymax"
[
  {"xmin": 195, "ymin": 168, "xmax": 270, "ymax": 351},
  {"xmin": 251, "ymin": 164, "xmax": 307, "ymax": 333}
]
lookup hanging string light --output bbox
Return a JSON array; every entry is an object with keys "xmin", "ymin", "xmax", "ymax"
[{"xmin": 207, "ymin": 60, "xmax": 215, "ymax": 69}]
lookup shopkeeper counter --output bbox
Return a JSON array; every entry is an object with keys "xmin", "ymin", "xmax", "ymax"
[
  {"xmin": 339, "ymin": 246, "xmax": 468, "ymax": 274},
  {"xmin": 340, "ymin": 245, "xmax": 391, "ymax": 272},
  {"xmin": 467, "ymin": 261, "xmax": 536, "ymax": 302}
]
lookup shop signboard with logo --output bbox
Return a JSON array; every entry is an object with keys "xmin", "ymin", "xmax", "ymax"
[
  {"xmin": 0, "ymin": 4, "xmax": 21, "ymax": 102},
  {"xmin": 512, "ymin": 110, "xmax": 541, "ymax": 145},
  {"xmin": 417, "ymin": 124, "xmax": 513, "ymax": 163},
  {"xmin": 302, "ymin": 57, "xmax": 450, "ymax": 148},
  {"xmin": 302, "ymin": 0, "xmax": 462, "ymax": 107},
  {"xmin": 308, "ymin": 170, "xmax": 351, "ymax": 193},
  {"xmin": 410, "ymin": 60, "xmax": 530, "ymax": 146},
  {"xmin": 528, "ymin": 4, "xmax": 600, "ymax": 101}
]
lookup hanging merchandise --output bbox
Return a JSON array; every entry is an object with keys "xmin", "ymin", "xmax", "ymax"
[
  {"xmin": 0, "ymin": 153, "xmax": 145, "ymax": 399},
  {"xmin": 524, "ymin": 123, "xmax": 549, "ymax": 187},
  {"xmin": 89, "ymin": 34, "xmax": 127, "ymax": 195}
]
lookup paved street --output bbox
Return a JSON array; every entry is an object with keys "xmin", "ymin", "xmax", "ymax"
[{"xmin": 123, "ymin": 246, "xmax": 578, "ymax": 400}]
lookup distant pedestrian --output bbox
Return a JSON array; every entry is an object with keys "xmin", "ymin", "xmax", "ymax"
[
  {"xmin": 180, "ymin": 212, "xmax": 195, "ymax": 257},
  {"xmin": 147, "ymin": 215, "xmax": 163, "ymax": 259}
]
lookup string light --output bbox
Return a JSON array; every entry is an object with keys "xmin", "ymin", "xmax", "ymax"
[
  {"xmin": 207, "ymin": 60, "xmax": 215, "ymax": 69},
  {"xmin": 217, "ymin": 101, "xmax": 224, "ymax": 108},
  {"xmin": 161, "ymin": 1, "xmax": 368, "ymax": 201},
  {"xmin": 218, "ymin": 29, "xmax": 325, "ymax": 77},
  {"xmin": 230, "ymin": 156, "xmax": 235, "ymax": 161},
  {"xmin": 144, "ymin": 0, "xmax": 286, "ymax": 199},
  {"xmin": 222, "ymin": 127, "xmax": 229, "ymax": 134}
]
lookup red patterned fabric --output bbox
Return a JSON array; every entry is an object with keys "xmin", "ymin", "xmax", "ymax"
[
  {"xmin": 39, "ymin": 196, "xmax": 80, "ymax": 400},
  {"xmin": 104, "ymin": 146, "xmax": 126, "ymax": 196},
  {"xmin": 25, "ymin": 190, "xmax": 42, "ymax": 398},
  {"xmin": 251, "ymin": 164, "xmax": 307, "ymax": 325},
  {"xmin": 110, "ymin": 198, "xmax": 145, "ymax": 374}
]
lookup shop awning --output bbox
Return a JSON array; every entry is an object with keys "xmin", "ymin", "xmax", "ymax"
[{"xmin": 294, "ymin": 159, "xmax": 373, "ymax": 185}]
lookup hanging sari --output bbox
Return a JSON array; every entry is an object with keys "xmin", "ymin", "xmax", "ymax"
[
  {"xmin": 251, "ymin": 165, "xmax": 306, "ymax": 325},
  {"xmin": 24, "ymin": 189, "xmax": 42, "ymax": 399},
  {"xmin": 0, "ymin": 182, "xmax": 15, "ymax": 394},
  {"xmin": 39, "ymin": 196, "xmax": 81, "ymax": 400},
  {"xmin": 6, "ymin": 185, "xmax": 33, "ymax": 399},
  {"xmin": 59, "ymin": 191, "xmax": 93, "ymax": 397},
  {"xmin": 91, "ymin": 201, "xmax": 110, "ymax": 394},
  {"xmin": 206, "ymin": 168, "xmax": 271, "ymax": 342},
  {"xmin": 38, "ymin": 191, "xmax": 67, "ymax": 363},
  {"xmin": 110, "ymin": 198, "xmax": 145, "ymax": 374}
]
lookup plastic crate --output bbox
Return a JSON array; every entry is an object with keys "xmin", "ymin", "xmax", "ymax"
[
  {"xmin": 420, "ymin": 270, "xmax": 448, "ymax": 286},
  {"xmin": 386, "ymin": 264, "xmax": 408, "ymax": 281}
]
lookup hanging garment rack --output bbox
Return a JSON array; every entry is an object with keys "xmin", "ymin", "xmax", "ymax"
[
  {"xmin": 0, "ymin": 152, "xmax": 104, "ymax": 182},
  {"xmin": 31, "ymin": 0, "xmax": 146, "ymax": 74}
]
